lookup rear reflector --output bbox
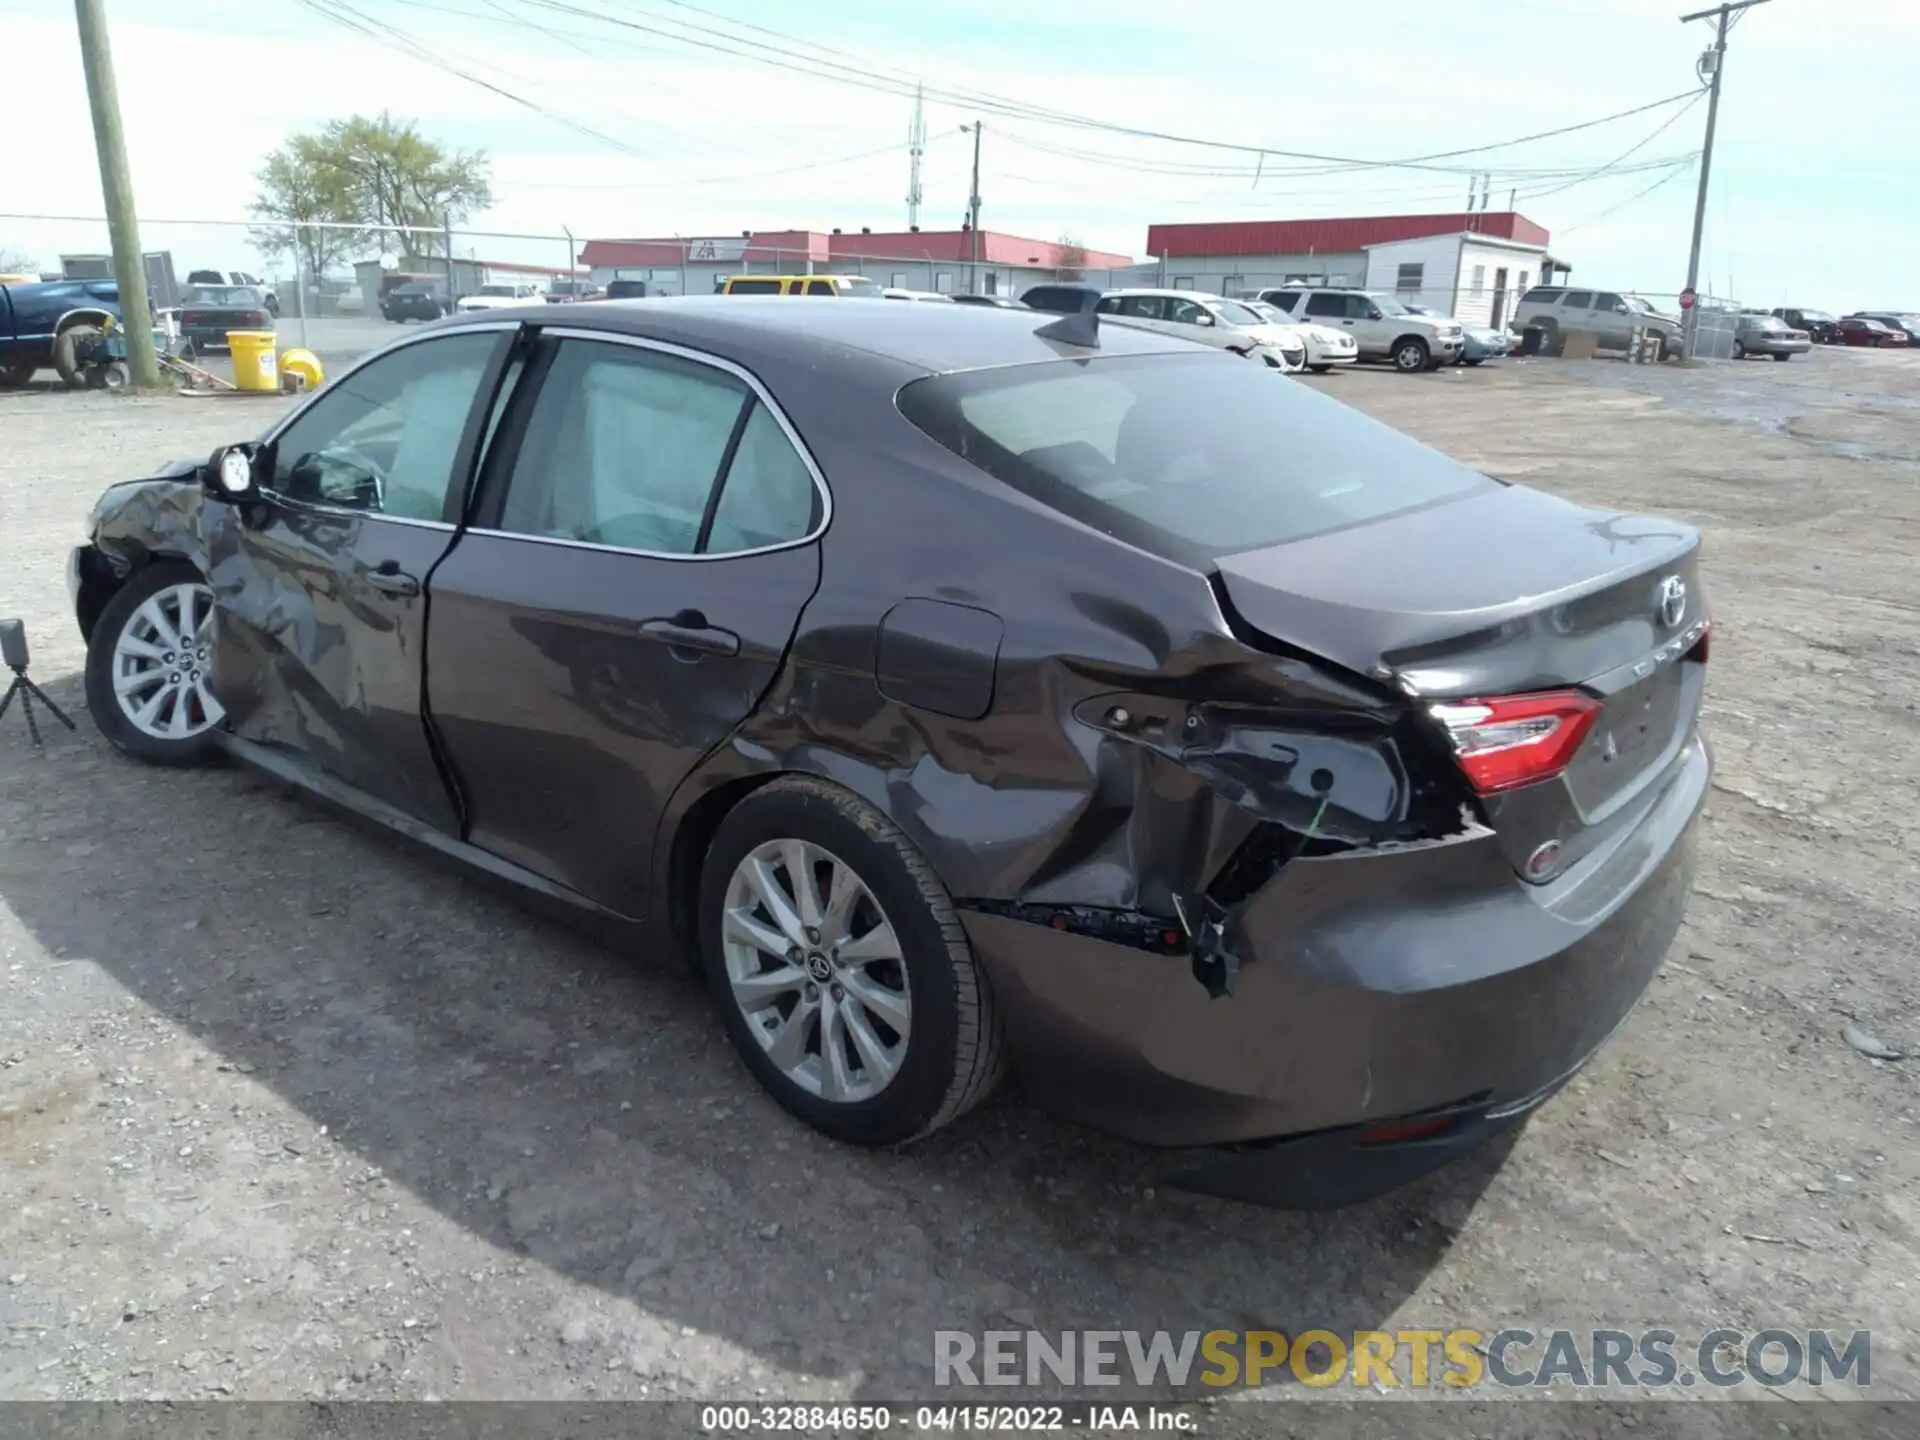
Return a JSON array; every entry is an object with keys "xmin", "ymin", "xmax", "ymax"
[{"xmin": 1429, "ymin": 690, "xmax": 1601, "ymax": 795}]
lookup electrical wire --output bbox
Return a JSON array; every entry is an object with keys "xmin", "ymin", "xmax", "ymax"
[
  {"xmin": 1558, "ymin": 158, "xmax": 1698, "ymax": 235},
  {"xmin": 501, "ymin": 134, "xmax": 949, "ymax": 189}
]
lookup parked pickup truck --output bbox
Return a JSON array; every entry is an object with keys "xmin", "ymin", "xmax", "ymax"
[{"xmin": 1, "ymin": 278, "xmax": 132, "ymax": 388}]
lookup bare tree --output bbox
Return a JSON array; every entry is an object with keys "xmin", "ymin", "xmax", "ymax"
[
  {"xmin": 0, "ymin": 246, "xmax": 40, "ymax": 275},
  {"xmin": 1055, "ymin": 235, "xmax": 1089, "ymax": 281}
]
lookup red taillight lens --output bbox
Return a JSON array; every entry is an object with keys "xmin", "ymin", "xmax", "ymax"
[
  {"xmin": 1429, "ymin": 690, "xmax": 1601, "ymax": 795},
  {"xmin": 245, "ymin": 311, "xmax": 269, "ymax": 327},
  {"xmin": 1694, "ymin": 617, "xmax": 1711, "ymax": 662}
]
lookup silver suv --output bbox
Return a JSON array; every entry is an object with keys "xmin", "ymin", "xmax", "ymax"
[
  {"xmin": 1259, "ymin": 288, "xmax": 1463, "ymax": 372},
  {"xmin": 1511, "ymin": 286, "xmax": 1682, "ymax": 358}
]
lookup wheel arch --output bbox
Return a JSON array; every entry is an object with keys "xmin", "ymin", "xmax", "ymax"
[
  {"xmin": 54, "ymin": 305, "xmax": 116, "ymax": 336},
  {"xmin": 76, "ymin": 545, "xmax": 200, "ymax": 644}
]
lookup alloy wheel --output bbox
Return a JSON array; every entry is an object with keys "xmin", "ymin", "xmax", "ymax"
[
  {"xmin": 720, "ymin": 838, "xmax": 912, "ymax": 1104},
  {"xmin": 111, "ymin": 581, "xmax": 224, "ymax": 740}
]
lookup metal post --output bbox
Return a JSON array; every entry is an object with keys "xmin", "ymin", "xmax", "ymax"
[
  {"xmin": 73, "ymin": 0, "xmax": 158, "ymax": 387},
  {"xmin": 564, "ymin": 225, "xmax": 575, "ymax": 293},
  {"xmin": 292, "ymin": 224, "xmax": 308, "ymax": 350},
  {"xmin": 1680, "ymin": 0, "xmax": 1770, "ymax": 358},
  {"xmin": 444, "ymin": 214, "xmax": 456, "ymax": 301}
]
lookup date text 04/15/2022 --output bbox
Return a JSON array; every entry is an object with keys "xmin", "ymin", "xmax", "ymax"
[{"xmin": 699, "ymin": 1404, "xmax": 1196, "ymax": 1431}]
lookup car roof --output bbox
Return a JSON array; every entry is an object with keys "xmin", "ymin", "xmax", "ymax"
[{"xmin": 440, "ymin": 293, "xmax": 1204, "ymax": 375}]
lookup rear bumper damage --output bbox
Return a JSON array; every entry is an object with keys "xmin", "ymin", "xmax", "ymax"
[{"xmin": 960, "ymin": 730, "xmax": 1708, "ymax": 1207}]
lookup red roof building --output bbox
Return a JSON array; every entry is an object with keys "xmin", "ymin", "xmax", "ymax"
[{"xmin": 1145, "ymin": 211, "xmax": 1551, "ymax": 258}]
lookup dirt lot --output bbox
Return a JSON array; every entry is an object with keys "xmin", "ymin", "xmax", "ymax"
[{"xmin": 1, "ymin": 348, "xmax": 1915, "ymax": 1415}]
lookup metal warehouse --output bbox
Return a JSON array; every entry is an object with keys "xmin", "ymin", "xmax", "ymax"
[
  {"xmin": 1143, "ymin": 211, "xmax": 1575, "ymax": 329},
  {"xmin": 579, "ymin": 228, "xmax": 1138, "ymax": 298}
]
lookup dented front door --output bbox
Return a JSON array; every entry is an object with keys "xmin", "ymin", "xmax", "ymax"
[{"xmin": 208, "ymin": 330, "xmax": 509, "ymax": 833}]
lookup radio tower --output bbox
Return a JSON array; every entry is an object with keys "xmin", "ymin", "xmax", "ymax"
[{"xmin": 906, "ymin": 83, "xmax": 925, "ymax": 228}]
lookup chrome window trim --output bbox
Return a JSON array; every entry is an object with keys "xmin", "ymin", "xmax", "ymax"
[
  {"xmin": 462, "ymin": 325, "xmax": 832, "ymax": 563},
  {"xmin": 254, "ymin": 321, "xmax": 519, "ymax": 529}
]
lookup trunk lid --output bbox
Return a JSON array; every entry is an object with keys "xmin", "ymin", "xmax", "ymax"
[{"xmin": 1213, "ymin": 483, "xmax": 1707, "ymax": 877}]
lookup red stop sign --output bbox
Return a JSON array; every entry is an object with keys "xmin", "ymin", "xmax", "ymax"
[{"xmin": 1679, "ymin": 288, "xmax": 1697, "ymax": 311}]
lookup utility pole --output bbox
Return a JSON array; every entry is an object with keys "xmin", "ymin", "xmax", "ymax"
[
  {"xmin": 73, "ymin": 0, "xmax": 157, "ymax": 387},
  {"xmin": 1679, "ymin": 0, "xmax": 1770, "ymax": 357},
  {"xmin": 961, "ymin": 120, "xmax": 983, "ymax": 294},
  {"xmin": 906, "ymin": 83, "xmax": 926, "ymax": 230}
]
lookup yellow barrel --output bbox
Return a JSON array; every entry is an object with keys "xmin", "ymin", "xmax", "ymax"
[{"xmin": 227, "ymin": 330, "xmax": 279, "ymax": 392}]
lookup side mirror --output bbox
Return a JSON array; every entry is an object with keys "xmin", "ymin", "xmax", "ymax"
[
  {"xmin": 1193, "ymin": 313, "xmax": 1216, "ymax": 327},
  {"xmin": 1367, "ymin": 307, "xmax": 1384, "ymax": 321},
  {"xmin": 204, "ymin": 441, "xmax": 263, "ymax": 503}
]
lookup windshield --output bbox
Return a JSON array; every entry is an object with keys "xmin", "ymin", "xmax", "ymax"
[
  {"xmin": 396, "ymin": 284, "xmax": 440, "ymax": 296},
  {"xmin": 1366, "ymin": 293, "xmax": 1411, "ymax": 316},
  {"xmin": 184, "ymin": 286, "xmax": 255, "ymax": 305},
  {"xmin": 1211, "ymin": 299, "xmax": 1267, "ymax": 326},
  {"xmin": 1626, "ymin": 296, "xmax": 1661, "ymax": 313},
  {"xmin": 896, "ymin": 353, "xmax": 1491, "ymax": 561},
  {"xmin": 1795, "ymin": 309, "xmax": 1833, "ymax": 322},
  {"xmin": 840, "ymin": 276, "xmax": 884, "ymax": 297},
  {"xmin": 1250, "ymin": 303, "xmax": 1291, "ymax": 324}
]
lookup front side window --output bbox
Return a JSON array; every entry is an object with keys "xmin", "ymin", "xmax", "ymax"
[
  {"xmin": 728, "ymin": 278, "xmax": 783, "ymax": 295},
  {"xmin": 1561, "ymin": 290, "xmax": 1594, "ymax": 308},
  {"xmin": 497, "ymin": 340, "xmax": 748, "ymax": 554},
  {"xmin": 898, "ymin": 353, "xmax": 1489, "ymax": 562},
  {"xmin": 269, "ymin": 332, "xmax": 497, "ymax": 520},
  {"xmin": 807, "ymin": 280, "xmax": 835, "ymax": 295},
  {"xmin": 1165, "ymin": 297, "xmax": 1210, "ymax": 326},
  {"xmin": 1211, "ymin": 299, "xmax": 1266, "ymax": 326},
  {"xmin": 1595, "ymin": 292, "xmax": 1626, "ymax": 312},
  {"xmin": 1302, "ymin": 292, "xmax": 1346, "ymax": 318}
]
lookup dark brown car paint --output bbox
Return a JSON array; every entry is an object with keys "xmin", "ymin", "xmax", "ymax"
[{"xmin": 73, "ymin": 299, "xmax": 1709, "ymax": 1205}]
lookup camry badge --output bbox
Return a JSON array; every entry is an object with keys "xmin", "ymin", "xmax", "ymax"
[{"xmin": 1655, "ymin": 575, "xmax": 1687, "ymax": 629}]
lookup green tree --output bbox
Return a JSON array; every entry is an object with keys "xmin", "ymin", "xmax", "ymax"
[{"xmin": 249, "ymin": 113, "xmax": 492, "ymax": 272}]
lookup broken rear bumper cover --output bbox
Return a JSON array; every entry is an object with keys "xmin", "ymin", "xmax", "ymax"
[{"xmin": 959, "ymin": 731, "xmax": 1709, "ymax": 1207}]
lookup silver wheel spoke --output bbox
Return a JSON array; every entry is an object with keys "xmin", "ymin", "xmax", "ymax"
[
  {"xmin": 764, "ymin": 994, "xmax": 818, "ymax": 1071},
  {"xmin": 782, "ymin": 840, "xmax": 824, "ymax": 931},
  {"xmin": 175, "ymin": 587, "xmax": 196, "ymax": 643},
  {"xmin": 115, "ymin": 666, "xmax": 164, "ymax": 697},
  {"xmin": 136, "ymin": 596, "xmax": 182, "ymax": 651},
  {"xmin": 193, "ymin": 678, "xmax": 225, "ymax": 725},
  {"xmin": 818, "ymin": 999, "xmax": 854, "ymax": 1102},
  {"xmin": 117, "ymin": 635, "xmax": 168, "ymax": 663},
  {"xmin": 820, "ymin": 862, "xmax": 861, "ymax": 946},
  {"xmin": 840, "ymin": 969, "xmax": 911, "ymax": 1036},
  {"xmin": 731, "ymin": 963, "xmax": 807, "ymax": 1013},
  {"xmin": 840, "ymin": 1002, "xmax": 900, "ymax": 1085},
  {"xmin": 724, "ymin": 905, "xmax": 793, "ymax": 960},
  {"xmin": 130, "ymin": 685, "xmax": 169, "ymax": 731},
  {"xmin": 741, "ymin": 854, "xmax": 807, "ymax": 947},
  {"xmin": 165, "ymin": 687, "xmax": 195, "ymax": 737},
  {"xmin": 837, "ymin": 920, "xmax": 900, "ymax": 965}
]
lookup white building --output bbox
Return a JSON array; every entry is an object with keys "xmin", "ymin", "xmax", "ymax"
[{"xmin": 1361, "ymin": 232, "xmax": 1551, "ymax": 329}]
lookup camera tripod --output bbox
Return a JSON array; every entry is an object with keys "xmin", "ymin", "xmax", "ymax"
[{"xmin": 0, "ymin": 664, "xmax": 76, "ymax": 749}]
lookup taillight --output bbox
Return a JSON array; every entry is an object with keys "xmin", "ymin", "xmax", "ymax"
[
  {"xmin": 245, "ymin": 311, "xmax": 269, "ymax": 327},
  {"xmin": 1428, "ymin": 690, "xmax": 1601, "ymax": 795}
]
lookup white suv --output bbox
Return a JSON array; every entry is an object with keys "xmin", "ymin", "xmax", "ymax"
[
  {"xmin": 1259, "ymin": 288, "xmax": 1463, "ymax": 372},
  {"xmin": 1094, "ymin": 289, "xmax": 1305, "ymax": 371}
]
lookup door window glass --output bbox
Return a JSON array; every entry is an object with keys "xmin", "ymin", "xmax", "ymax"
[
  {"xmin": 1165, "ymin": 298, "xmax": 1209, "ymax": 326},
  {"xmin": 269, "ymin": 332, "xmax": 496, "ymax": 520},
  {"xmin": 704, "ymin": 403, "xmax": 820, "ymax": 553},
  {"xmin": 1302, "ymin": 292, "xmax": 1346, "ymax": 318},
  {"xmin": 807, "ymin": 280, "xmax": 835, "ymax": 295},
  {"xmin": 496, "ymin": 339, "xmax": 749, "ymax": 555},
  {"xmin": 1560, "ymin": 291, "xmax": 1594, "ymax": 308}
]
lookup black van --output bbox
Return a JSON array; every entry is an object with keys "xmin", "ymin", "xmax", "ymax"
[{"xmin": 1019, "ymin": 282, "xmax": 1104, "ymax": 314}]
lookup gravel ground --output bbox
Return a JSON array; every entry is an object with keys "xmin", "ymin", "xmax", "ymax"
[{"xmin": 0, "ymin": 348, "xmax": 1915, "ymax": 1417}]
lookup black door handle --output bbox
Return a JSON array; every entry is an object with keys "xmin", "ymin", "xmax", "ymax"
[
  {"xmin": 367, "ymin": 561, "xmax": 420, "ymax": 597},
  {"xmin": 639, "ymin": 612, "xmax": 740, "ymax": 657}
]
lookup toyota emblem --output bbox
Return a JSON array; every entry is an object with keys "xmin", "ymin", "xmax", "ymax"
[{"xmin": 1655, "ymin": 575, "xmax": 1687, "ymax": 629}]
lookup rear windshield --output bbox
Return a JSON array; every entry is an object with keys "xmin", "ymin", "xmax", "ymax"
[
  {"xmin": 896, "ymin": 353, "xmax": 1492, "ymax": 560},
  {"xmin": 839, "ymin": 276, "xmax": 883, "ymax": 297},
  {"xmin": 185, "ymin": 286, "xmax": 255, "ymax": 305},
  {"xmin": 728, "ymin": 278, "xmax": 785, "ymax": 294}
]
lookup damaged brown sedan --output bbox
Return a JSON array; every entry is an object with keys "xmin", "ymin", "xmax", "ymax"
[{"xmin": 68, "ymin": 298, "xmax": 1711, "ymax": 1207}]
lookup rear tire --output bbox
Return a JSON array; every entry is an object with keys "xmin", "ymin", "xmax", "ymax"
[
  {"xmin": 84, "ymin": 561, "xmax": 226, "ymax": 767},
  {"xmin": 698, "ymin": 776, "xmax": 1004, "ymax": 1146},
  {"xmin": 53, "ymin": 323, "xmax": 104, "ymax": 389},
  {"xmin": 1773, "ymin": 352, "xmax": 1790, "ymax": 362},
  {"xmin": 1393, "ymin": 336, "xmax": 1431, "ymax": 373},
  {"xmin": 0, "ymin": 360, "xmax": 34, "ymax": 388},
  {"xmin": 1463, "ymin": 357, "xmax": 1485, "ymax": 367}
]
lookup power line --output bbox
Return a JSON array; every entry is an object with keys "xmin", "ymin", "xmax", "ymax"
[
  {"xmin": 500, "ymin": 135, "xmax": 950, "ymax": 190},
  {"xmin": 1560, "ymin": 158, "xmax": 1698, "ymax": 234},
  {"xmin": 481, "ymin": 0, "xmax": 1705, "ymax": 173}
]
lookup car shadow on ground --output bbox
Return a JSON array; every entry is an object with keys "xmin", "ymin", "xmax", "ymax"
[{"xmin": 0, "ymin": 670, "xmax": 1515, "ymax": 1400}]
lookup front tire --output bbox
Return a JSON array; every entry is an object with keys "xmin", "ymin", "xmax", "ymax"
[
  {"xmin": 0, "ymin": 360, "xmax": 34, "ymax": 388},
  {"xmin": 53, "ymin": 324, "xmax": 104, "ymax": 388},
  {"xmin": 698, "ymin": 776, "xmax": 1004, "ymax": 1146},
  {"xmin": 84, "ymin": 561, "xmax": 226, "ymax": 766},
  {"xmin": 1393, "ymin": 337, "xmax": 1431, "ymax": 373},
  {"xmin": 1308, "ymin": 364, "xmax": 1332, "ymax": 374},
  {"xmin": 1773, "ymin": 352, "xmax": 1791, "ymax": 362}
]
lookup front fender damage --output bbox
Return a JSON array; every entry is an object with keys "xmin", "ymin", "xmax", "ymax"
[{"xmin": 88, "ymin": 464, "xmax": 213, "ymax": 578}]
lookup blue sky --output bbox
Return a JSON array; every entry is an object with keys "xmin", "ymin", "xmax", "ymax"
[{"xmin": 3, "ymin": 0, "xmax": 1912, "ymax": 310}]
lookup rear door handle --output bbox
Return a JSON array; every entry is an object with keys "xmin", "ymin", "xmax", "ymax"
[
  {"xmin": 367, "ymin": 561, "xmax": 420, "ymax": 597},
  {"xmin": 639, "ymin": 612, "xmax": 740, "ymax": 657}
]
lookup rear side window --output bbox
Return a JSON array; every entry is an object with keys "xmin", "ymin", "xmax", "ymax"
[
  {"xmin": 1520, "ymin": 287, "xmax": 1563, "ymax": 303},
  {"xmin": 806, "ymin": 280, "xmax": 835, "ymax": 296},
  {"xmin": 498, "ymin": 340, "xmax": 749, "ymax": 554},
  {"xmin": 705, "ymin": 404, "xmax": 820, "ymax": 553},
  {"xmin": 1560, "ymin": 291, "xmax": 1594, "ymax": 308},
  {"xmin": 1262, "ymin": 290, "xmax": 1303, "ymax": 312},
  {"xmin": 896, "ymin": 353, "xmax": 1490, "ymax": 561},
  {"xmin": 1302, "ymin": 293, "xmax": 1349, "ymax": 318},
  {"xmin": 727, "ymin": 279, "xmax": 783, "ymax": 295}
]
